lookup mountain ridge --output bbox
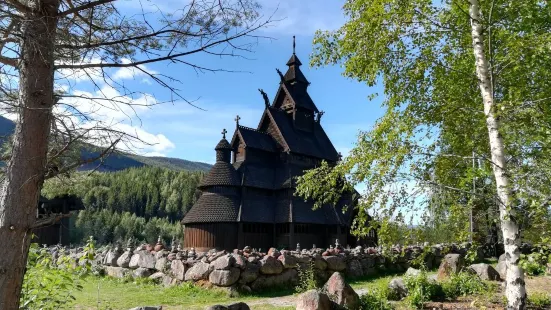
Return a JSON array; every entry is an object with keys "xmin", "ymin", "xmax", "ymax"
[{"xmin": 0, "ymin": 116, "xmax": 212, "ymax": 172}]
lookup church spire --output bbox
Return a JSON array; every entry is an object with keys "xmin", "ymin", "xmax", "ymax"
[{"xmin": 283, "ymin": 35, "xmax": 309, "ymax": 86}]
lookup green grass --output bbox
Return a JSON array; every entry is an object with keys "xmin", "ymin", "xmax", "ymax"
[{"xmin": 71, "ymin": 276, "xmax": 294, "ymax": 310}]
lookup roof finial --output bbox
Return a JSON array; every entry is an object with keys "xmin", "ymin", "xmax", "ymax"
[
  {"xmin": 276, "ymin": 68, "xmax": 285, "ymax": 82},
  {"xmin": 221, "ymin": 128, "xmax": 227, "ymax": 139},
  {"xmin": 234, "ymin": 115, "xmax": 241, "ymax": 127},
  {"xmin": 258, "ymin": 89, "xmax": 270, "ymax": 108},
  {"xmin": 293, "ymin": 35, "xmax": 296, "ymax": 55}
]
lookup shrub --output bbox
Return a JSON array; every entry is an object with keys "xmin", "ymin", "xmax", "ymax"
[
  {"xmin": 519, "ymin": 253, "xmax": 547, "ymax": 276},
  {"xmin": 403, "ymin": 271, "xmax": 443, "ymax": 309},
  {"xmin": 360, "ymin": 289, "xmax": 394, "ymax": 310},
  {"xmin": 441, "ymin": 272, "xmax": 487, "ymax": 300},
  {"xmin": 20, "ymin": 237, "xmax": 95, "ymax": 309},
  {"xmin": 528, "ymin": 292, "xmax": 551, "ymax": 309},
  {"xmin": 295, "ymin": 261, "xmax": 320, "ymax": 293}
]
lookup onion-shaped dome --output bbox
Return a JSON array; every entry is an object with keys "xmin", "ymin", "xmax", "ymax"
[
  {"xmin": 215, "ymin": 138, "xmax": 232, "ymax": 150},
  {"xmin": 198, "ymin": 161, "xmax": 240, "ymax": 188},
  {"xmin": 182, "ymin": 192, "xmax": 240, "ymax": 224}
]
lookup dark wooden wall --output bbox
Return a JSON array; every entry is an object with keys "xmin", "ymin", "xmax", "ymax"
[{"xmin": 184, "ymin": 223, "xmax": 238, "ymax": 251}]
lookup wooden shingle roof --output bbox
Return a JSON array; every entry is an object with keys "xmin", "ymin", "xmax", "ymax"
[
  {"xmin": 199, "ymin": 161, "xmax": 240, "ymax": 188},
  {"xmin": 232, "ymin": 126, "xmax": 277, "ymax": 152},
  {"xmin": 182, "ymin": 192, "xmax": 240, "ymax": 224},
  {"xmin": 266, "ymin": 107, "xmax": 339, "ymax": 161}
]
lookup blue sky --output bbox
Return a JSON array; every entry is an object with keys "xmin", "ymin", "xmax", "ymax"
[{"xmin": 55, "ymin": 0, "xmax": 387, "ymax": 165}]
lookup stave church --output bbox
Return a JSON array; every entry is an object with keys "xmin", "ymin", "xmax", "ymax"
[{"xmin": 182, "ymin": 39, "xmax": 376, "ymax": 251}]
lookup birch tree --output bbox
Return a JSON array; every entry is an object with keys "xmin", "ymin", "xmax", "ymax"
[
  {"xmin": 0, "ymin": 0, "xmax": 270, "ymax": 308},
  {"xmin": 295, "ymin": 1, "xmax": 551, "ymax": 308}
]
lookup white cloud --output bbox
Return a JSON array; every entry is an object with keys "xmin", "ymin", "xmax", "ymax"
[
  {"xmin": 55, "ymin": 85, "xmax": 176, "ymax": 156},
  {"xmin": 258, "ymin": 0, "xmax": 346, "ymax": 36},
  {"xmin": 112, "ymin": 58, "xmax": 159, "ymax": 81},
  {"xmin": 55, "ymin": 57, "xmax": 104, "ymax": 83}
]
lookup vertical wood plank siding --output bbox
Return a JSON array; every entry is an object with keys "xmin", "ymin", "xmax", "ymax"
[{"xmin": 184, "ymin": 223, "xmax": 238, "ymax": 251}]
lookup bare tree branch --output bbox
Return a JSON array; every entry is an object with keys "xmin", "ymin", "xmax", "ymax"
[
  {"xmin": 57, "ymin": 0, "xmax": 115, "ymax": 18},
  {"xmin": 4, "ymin": 0, "xmax": 32, "ymax": 15}
]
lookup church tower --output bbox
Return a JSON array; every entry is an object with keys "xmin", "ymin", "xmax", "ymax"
[{"xmin": 182, "ymin": 39, "xmax": 376, "ymax": 251}]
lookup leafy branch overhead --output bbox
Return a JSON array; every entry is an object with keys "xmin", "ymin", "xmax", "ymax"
[{"xmin": 296, "ymin": 1, "xmax": 551, "ymax": 308}]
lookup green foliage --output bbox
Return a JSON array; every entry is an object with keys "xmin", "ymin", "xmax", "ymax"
[
  {"xmin": 43, "ymin": 166, "xmax": 203, "ymax": 221},
  {"xmin": 75, "ymin": 209, "xmax": 183, "ymax": 245},
  {"xmin": 440, "ymin": 272, "xmax": 488, "ymax": 300},
  {"xmin": 296, "ymin": 0, "xmax": 551, "ymax": 248},
  {"xmin": 464, "ymin": 244, "xmax": 481, "ymax": 265},
  {"xmin": 21, "ymin": 237, "xmax": 96, "ymax": 309},
  {"xmin": 527, "ymin": 292, "xmax": 551, "ymax": 309},
  {"xmin": 403, "ymin": 271, "xmax": 443, "ymax": 309},
  {"xmin": 295, "ymin": 261, "xmax": 320, "ymax": 293},
  {"xmin": 409, "ymin": 246, "xmax": 431, "ymax": 269},
  {"xmin": 359, "ymin": 289, "xmax": 395, "ymax": 310},
  {"xmin": 519, "ymin": 253, "xmax": 548, "ymax": 276},
  {"xmin": 42, "ymin": 166, "xmax": 201, "ymax": 244}
]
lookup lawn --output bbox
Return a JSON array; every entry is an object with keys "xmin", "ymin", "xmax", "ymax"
[
  {"xmin": 70, "ymin": 270, "xmax": 551, "ymax": 310},
  {"xmin": 71, "ymin": 276, "xmax": 295, "ymax": 310}
]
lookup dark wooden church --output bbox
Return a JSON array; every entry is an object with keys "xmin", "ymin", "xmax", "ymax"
[{"xmin": 182, "ymin": 43, "xmax": 375, "ymax": 251}]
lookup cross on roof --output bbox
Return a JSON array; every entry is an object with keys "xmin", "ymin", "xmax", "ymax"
[
  {"xmin": 235, "ymin": 115, "xmax": 241, "ymax": 126},
  {"xmin": 293, "ymin": 35, "xmax": 296, "ymax": 54},
  {"xmin": 221, "ymin": 128, "xmax": 227, "ymax": 139}
]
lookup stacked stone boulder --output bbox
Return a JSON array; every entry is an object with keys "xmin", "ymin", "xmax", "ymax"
[{"xmin": 55, "ymin": 240, "xmax": 532, "ymax": 292}]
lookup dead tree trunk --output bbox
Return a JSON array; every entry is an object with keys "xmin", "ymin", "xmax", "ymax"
[
  {"xmin": 469, "ymin": 1, "xmax": 526, "ymax": 309},
  {"xmin": 0, "ymin": 1, "xmax": 61, "ymax": 308}
]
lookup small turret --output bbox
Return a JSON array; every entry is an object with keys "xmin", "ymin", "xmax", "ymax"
[{"xmin": 215, "ymin": 128, "xmax": 232, "ymax": 163}]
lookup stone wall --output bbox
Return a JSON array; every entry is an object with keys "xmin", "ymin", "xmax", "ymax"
[{"xmin": 48, "ymin": 241, "xmax": 537, "ymax": 292}]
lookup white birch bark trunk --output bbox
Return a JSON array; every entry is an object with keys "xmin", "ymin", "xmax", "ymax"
[{"xmin": 469, "ymin": 1, "xmax": 526, "ymax": 309}]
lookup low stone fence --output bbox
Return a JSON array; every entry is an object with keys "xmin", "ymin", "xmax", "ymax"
[{"xmin": 46, "ymin": 241, "xmax": 537, "ymax": 292}]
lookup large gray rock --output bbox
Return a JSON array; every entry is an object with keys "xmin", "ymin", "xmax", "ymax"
[
  {"xmin": 171, "ymin": 259, "xmax": 186, "ymax": 281},
  {"xmin": 155, "ymin": 257, "xmax": 168, "ymax": 272},
  {"xmin": 104, "ymin": 250, "xmax": 121, "ymax": 266},
  {"xmin": 231, "ymin": 253, "xmax": 247, "ymax": 270},
  {"xmin": 259, "ymin": 255, "xmax": 283, "ymax": 275},
  {"xmin": 405, "ymin": 267, "xmax": 421, "ymax": 278},
  {"xmin": 251, "ymin": 268, "xmax": 298, "ymax": 291},
  {"xmin": 278, "ymin": 254, "xmax": 298, "ymax": 269},
  {"xmin": 313, "ymin": 257, "xmax": 327, "ymax": 270},
  {"xmin": 129, "ymin": 251, "xmax": 156, "ymax": 270},
  {"xmin": 162, "ymin": 274, "xmax": 177, "ymax": 287},
  {"xmin": 468, "ymin": 263, "xmax": 501, "ymax": 281},
  {"xmin": 496, "ymin": 261, "xmax": 507, "ymax": 279},
  {"xmin": 184, "ymin": 261, "xmax": 212, "ymax": 281},
  {"xmin": 105, "ymin": 266, "xmax": 129, "ymax": 279},
  {"xmin": 345, "ymin": 259, "xmax": 363, "ymax": 279},
  {"xmin": 323, "ymin": 272, "xmax": 360, "ymax": 309},
  {"xmin": 437, "ymin": 253, "xmax": 464, "ymax": 281},
  {"xmin": 211, "ymin": 254, "xmax": 236, "ymax": 270},
  {"xmin": 116, "ymin": 251, "xmax": 132, "ymax": 268},
  {"xmin": 239, "ymin": 264, "xmax": 260, "ymax": 284},
  {"xmin": 133, "ymin": 267, "xmax": 152, "ymax": 278},
  {"xmin": 148, "ymin": 272, "xmax": 165, "ymax": 283},
  {"xmin": 227, "ymin": 302, "xmax": 250, "ymax": 310},
  {"xmin": 296, "ymin": 290, "xmax": 333, "ymax": 310},
  {"xmin": 388, "ymin": 277, "xmax": 407, "ymax": 300},
  {"xmin": 323, "ymin": 256, "xmax": 346, "ymax": 271},
  {"xmin": 209, "ymin": 268, "xmax": 241, "ymax": 287},
  {"xmin": 205, "ymin": 303, "xmax": 250, "ymax": 310}
]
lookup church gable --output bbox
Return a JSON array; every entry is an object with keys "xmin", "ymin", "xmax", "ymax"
[{"xmin": 257, "ymin": 109, "xmax": 289, "ymax": 151}]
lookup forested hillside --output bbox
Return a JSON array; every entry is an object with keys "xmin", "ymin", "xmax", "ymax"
[
  {"xmin": 42, "ymin": 166, "xmax": 204, "ymax": 245},
  {"xmin": 0, "ymin": 115, "xmax": 211, "ymax": 172}
]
